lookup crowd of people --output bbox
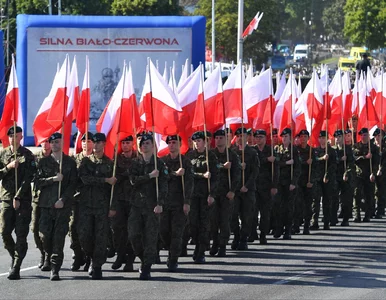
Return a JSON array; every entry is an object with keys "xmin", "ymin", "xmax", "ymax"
[{"xmin": 0, "ymin": 119, "xmax": 384, "ymax": 282}]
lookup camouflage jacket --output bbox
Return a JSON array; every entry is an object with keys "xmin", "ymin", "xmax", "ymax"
[
  {"xmin": 115, "ymin": 151, "xmax": 137, "ymax": 202},
  {"xmin": 314, "ymin": 145, "xmax": 338, "ymax": 182},
  {"xmin": 32, "ymin": 150, "xmax": 51, "ymax": 203},
  {"xmin": 332, "ymin": 144, "xmax": 355, "ymax": 182},
  {"xmin": 231, "ymin": 145, "xmax": 259, "ymax": 191},
  {"xmin": 254, "ymin": 144, "xmax": 279, "ymax": 189},
  {"xmin": 213, "ymin": 147, "xmax": 241, "ymax": 195},
  {"xmin": 78, "ymin": 153, "xmax": 116, "ymax": 211},
  {"xmin": 129, "ymin": 154, "xmax": 168, "ymax": 208},
  {"xmin": 36, "ymin": 153, "xmax": 77, "ymax": 208},
  {"xmin": 353, "ymin": 141, "xmax": 379, "ymax": 178},
  {"xmin": 296, "ymin": 145, "xmax": 318, "ymax": 186},
  {"xmin": 0, "ymin": 146, "xmax": 35, "ymax": 202},
  {"xmin": 275, "ymin": 143, "xmax": 301, "ymax": 186}
]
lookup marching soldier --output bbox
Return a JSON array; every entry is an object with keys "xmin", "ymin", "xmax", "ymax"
[{"xmin": 374, "ymin": 128, "xmax": 386, "ymax": 218}]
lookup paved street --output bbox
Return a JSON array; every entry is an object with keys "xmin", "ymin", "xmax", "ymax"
[{"xmin": 0, "ymin": 215, "xmax": 385, "ymax": 299}]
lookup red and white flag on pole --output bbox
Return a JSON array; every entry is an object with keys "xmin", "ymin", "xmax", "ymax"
[
  {"xmin": 242, "ymin": 11, "xmax": 264, "ymax": 39},
  {"xmin": 0, "ymin": 54, "xmax": 23, "ymax": 147}
]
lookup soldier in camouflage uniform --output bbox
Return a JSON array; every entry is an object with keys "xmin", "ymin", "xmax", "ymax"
[
  {"xmin": 186, "ymin": 131, "xmax": 217, "ymax": 263},
  {"xmin": 273, "ymin": 128, "xmax": 300, "ymax": 240},
  {"xmin": 128, "ymin": 133, "xmax": 167, "ymax": 280},
  {"xmin": 70, "ymin": 132, "xmax": 93, "ymax": 272},
  {"xmin": 332, "ymin": 129, "xmax": 355, "ymax": 226},
  {"xmin": 78, "ymin": 133, "xmax": 117, "ymax": 279},
  {"xmin": 230, "ymin": 128, "xmax": 259, "ymax": 249},
  {"xmin": 111, "ymin": 135, "xmax": 137, "ymax": 272},
  {"xmin": 210, "ymin": 130, "xmax": 240, "ymax": 256},
  {"xmin": 374, "ymin": 129, "xmax": 386, "ymax": 218},
  {"xmin": 311, "ymin": 131, "xmax": 338, "ymax": 230},
  {"xmin": 0, "ymin": 126, "xmax": 36, "ymax": 280},
  {"xmin": 252, "ymin": 129, "xmax": 278, "ymax": 244},
  {"xmin": 36, "ymin": 133, "xmax": 77, "ymax": 280},
  {"xmin": 294, "ymin": 130, "xmax": 316, "ymax": 235},
  {"xmin": 353, "ymin": 128, "xmax": 379, "ymax": 222},
  {"xmin": 160, "ymin": 135, "xmax": 193, "ymax": 271},
  {"xmin": 31, "ymin": 140, "xmax": 51, "ymax": 269}
]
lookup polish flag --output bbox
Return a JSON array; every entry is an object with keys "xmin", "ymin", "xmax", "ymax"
[
  {"xmin": 242, "ymin": 11, "xmax": 264, "ymax": 39},
  {"xmin": 177, "ymin": 59, "xmax": 189, "ymax": 93},
  {"xmin": 97, "ymin": 63, "xmax": 140, "ymax": 159},
  {"xmin": 328, "ymin": 69, "xmax": 344, "ymax": 130},
  {"xmin": 141, "ymin": 59, "xmax": 182, "ymax": 135},
  {"xmin": 306, "ymin": 69, "xmax": 324, "ymax": 123},
  {"xmin": 357, "ymin": 72, "xmax": 379, "ymax": 134},
  {"xmin": 33, "ymin": 56, "xmax": 69, "ymax": 146},
  {"xmin": 163, "ymin": 61, "xmax": 168, "ymax": 83},
  {"xmin": 223, "ymin": 62, "xmax": 247, "ymax": 124},
  {"xmin": 245, "ymin": 59, "xmax": 254, "ymax": 85},
  {"xmin": 366, "ymin": 66, "xmax": 377, "ymax": 100},
  {"xmin": 342, "ymin": 71, "xmax": 353, "ymax": 125},
  {"xmin": 373, "ymin": 70, "xmax": 386, "ymax": 124},
  {"xmin": 169, "ymin": 63, "xmax": 178, "ymax": 93},
  {"xmin": 0, "ymin": 55, "xmax": 23, "ymax": 147}
]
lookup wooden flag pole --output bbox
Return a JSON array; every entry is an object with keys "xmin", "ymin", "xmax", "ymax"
[
  {"xmin": 239, "ymin": 60, "xmax": 245, "ymax": 187},
  {"xmin": 308, "ymin": 71, "xmax": 315, "ymax": 184},
  {"xmin": 268, "ymin": 68, "xmax": 274, "ymax": 182},
  {"xmin": 379, "ymin": 68, "xmax": 384, "ymax": 171},
  {"xmin": 290, "ymin": 68, "xmax": 294, "ymax": 180},
  {"xmin": 324, "ymin": 67, "xmax": 329, "ymax": 181},
  {"xmin": 339, "ymin": 70, "xmax": 347, "ymax": 172}
]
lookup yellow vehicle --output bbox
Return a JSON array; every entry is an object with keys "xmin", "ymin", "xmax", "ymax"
[
  {"xmin": 349, "ymin": 47, "xmax": 372, "ymax": 61},
  {"xmin": 338, "ymin": 57, "xmax": 356, "ymax": 71}
]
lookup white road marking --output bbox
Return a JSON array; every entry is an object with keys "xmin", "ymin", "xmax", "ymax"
[
  {"xmin": 274, "ymin": 270, "xmax": 315, "ymax": 285},
  {"xmin": 0, "ymin": 266, "xmax": 38, "ymax": 277}
]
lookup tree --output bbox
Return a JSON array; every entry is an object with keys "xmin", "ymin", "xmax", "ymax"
[
  {"xmin": 111, "ymin": 0, "xmax": 182, "ymax": 16},
  {"xmin": 344, "ymin": 0, "xmax": 386, "ymax": 49},
  {"xmin": 195, "ymin": 0, "xmax": 279, "ymax": 64},
  {"xmin": 322, "ymin": 0, "xmax": 346, "ymax": 43}
]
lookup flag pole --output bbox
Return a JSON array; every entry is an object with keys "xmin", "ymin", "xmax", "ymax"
[
  {"xmin": 268, "ymin": 67, "xmax": 274, "ymax": 182},
  {"xmin": 379, "ymin": 68, "xmax": 384, "ymax": 172},
  {"xmin": 85, "ymin": 56, "xmax": 90, "ymax": 154},
  {"xmin": 339, "ymin": 70, "xmax": 347, "ymax": 172},
  {"xmin": 11, "ymin": 55, "xmax": 18, "ymax": 196},
  {"xmin": 240, "ymin": 60, "xmax": 245, "ymax": 187},
  {"xmin": 237, "ymin": 0, "xmax": 244, "ymax": 62},
  {"xmin": 324, "ymin": 67, "xmax": 329, "ymax": 182},
  {"xmin": 308, "ymin": 70, "xmax": 315, "ymax": 184},
  {"xmin": 290, "ymin": 68, "xmax": 294, "ymax": 180},
  {"xmin": 364, "ymin": 72, "xmax": 373, "ymax": 175}
]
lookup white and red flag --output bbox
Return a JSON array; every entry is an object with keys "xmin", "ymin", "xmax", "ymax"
[
  {"xmin": 0, "ymin": 54, "xmax": 23, "ymax": 147},
  {"xmin": 242, "ymin": 11, "xmax": 264, "ymax": 39}
]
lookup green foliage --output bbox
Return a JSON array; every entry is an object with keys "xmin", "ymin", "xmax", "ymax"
[
  {"xmin": 344, "ymin": 0, "xmax": 386, "ymax": 49},
  {"xmin": 322, "ymin": 0, "xmax": 346, "ymax": 42},
  {"xmin": 111, "ymin": 0, "xmax": 182, "ymax": 16}
]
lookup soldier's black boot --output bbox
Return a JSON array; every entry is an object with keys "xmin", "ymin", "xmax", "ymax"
[
  {"xmin": 323, "ymin": 222, "xmax": 330, "ymax": 230},
  {"xmin": 71, "ymin": 252, "xmax": 85, "ymax": 271},
  {"xmin": 180, "ymin": 245, "xmax": 188, "ymax": 257},
  {"xmin": 209, "ymin": 241, "xmax": 219, "ymax": 256},
  {"xmin": 155, "ymin": 250, "xmax": 161, "ymax": 264},
  {"xmin": 283, "ymin": 227, "xmax": 292, "ymax": 240},
  {"xmin": 41, "ymin": 254, "xmax": 51, "ymax": 272},
  {"xmin": 50, "ymin": 264, "xmax": 60, "ymax": 281},
  {"xmin": 303, "ymin": 222, "xmax": 310, "ymax": 235},
  {"xmin": 218, "ymin": 246, "xmax": 226, "ymax": 257},
  {"xmin": 8, "ymin": 258, "xmax": 21, "ymax": 280},
  {"xmin": 310, "ymin": 221, "xmax": 319, "ymax": 230},
  {"xmin": 38, "ymin": 252, "xmax": 45, "ymax": 269},
  {"xmin": 231, "ymin": 235, "xmax": 240, "ymax": 250},
  {"xmin": 259, "ymin": 233, "xmax": 268, "ymax": 245},
  {"xmin": 353, "ymin": 213, "xmax": 361, "ymax": 223},
  {"xmin": 237, "ymin": 238, "xmax": 248, "ymax": 250},
  {"xmin": 194, "ymin": 244, "xmax": 206, "ymax": 264},
  {"xmin": 167, "ymin": 258, "xmax": 178, "ymax": 272},
  {"xmin": 192, "ymin": 244, "xmax": 199, "ymax": 261},
  {"xmin": 111, "ymin": 254, "xmax": 125, "ymax": 270},
  {"xmin": 106, "ymin": 247, "xmax": 115, "ymax": 259},
  {"xmin": 83, "ymin": 256, "xmax": 91, "ymax": 272},
  {"xmin": 273, "ymin": 227, "xmax": 282, "ymax": 239},
  {"xmin": 139, "ymin": 264, "xmax": 152, "ymax": 280},
  {"xmin": 341, "ymin": 218, "xmax": 349, "ymax": 226},
  {"xmin": 91, "ymin": 266, "xmax": 103, "ymax": 280},
  {"xmin": 248, "ymin": 230, "xmax": 258, "ymax": 242},
  {"xmin": 123, "ymin": 254, "xmax": 135, "ymax": 272}
]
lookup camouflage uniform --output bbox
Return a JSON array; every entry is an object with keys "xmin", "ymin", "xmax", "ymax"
[
  {"xmin": 312, "ymin": 145, "xmax": 338, "ymax": 228},
  {"xmin": 211, "ymin": 147, "xmax": 240, "ymax": 250},
  {"xmin": 375, "ymin": 142, "xmax": 386, "ymax": 218},
  {"xmin": 78, "ymin": 153, "xmax": 116, "ymax": 269},
  {"xmin": 0, "ymin": 146, "xmax": 35, "ymax": 269},
  {"xmin": 353, "ymin": 141, "xmax": 379, "ymax": 221},
  {"xmin": 160, "ymin": 153, "xmax": 193, "ymax": 263},
  {"xmin": 128, "ymin": 154, "xmax": 168, "ymax": 266},
  {"xmin": 36, "ymin": 153, "xmax": 77, "ymax": 271},
  {"xmin": 230, "ymin": 145, "xmax": 259, "ymax": 248},
  {"xmin": 111, "ymin": 151, "xmax": 137, "ymax": 269},
  {"xmin": 186, "ymin": 149, "xmax": 218, "ymax": 258},
  {"xmin": 274, "ymin": 143, "xmax": 300, "ymax": 238}
]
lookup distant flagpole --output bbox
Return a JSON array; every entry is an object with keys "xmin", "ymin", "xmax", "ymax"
[
  {"xmin": 212, "ymin": 0, "xmax": 215, "ymax": 70},
  {"xmin": 237, "ymin": 0, "xmax": 244, "ymax": 62}
]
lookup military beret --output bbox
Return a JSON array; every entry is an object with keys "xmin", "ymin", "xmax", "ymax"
[
  {"xmin": 136, "ymin": 130, "xmax": 153, "ymax": 138},
  {"xmin": 139, "ymin": 134, "xmax": 153, "ymax": 146},
  {"xmin": 372, "ymin": 128, "xmax": 385, "ymax": 137},
  {"xmin": 352, "ymin": 115, "xmax": 358, "ymax": 121},
  {"xmin": 298, "ymin": 129, "xmax": 310, "ymax": 136},
  {"xmin": 272, "ymin": 128, "xmax": 278, "ymax": 135},
  {"xmin": 205, "ymin": 131, "xmax": 212, "ymax": 138},
  {"xmin": 213, "ymin": 130, "xmax": 226, "ymax": 137},
  {"xmin": 280, "ymin": 128, "xmax": 291, "ymax": 136},
  {"xmin": 93, "ymin": 133, "xmax": 106, "ymax": 142},
  {"xmin": 121, "ymin": 135, "xmax": 133, "ymax": 142},
  {"xmin": 254, "ymin": 129, "xmax": 266, "ymax": 136},
  {"xmin": 191, "ymin": 131, "xmax": 205, "ymax": 141},
  {"xmin": 226, "ymin": 128, "xmax": 233, "ymax": 134},
  {"xmin": 344, "ymin": 129, "xmax": 352, "ymax": 134},
  {"xmin": 246, "ymin": 128, "xmax": 253, "ymax": 135},
  {"xmin": 166, "ymin": 135, "xmax": 181, "ymax": 143},
  {"xmin": 319, "ymin": 130, "xmax": 327, "ymax": 137},
  {"xmin": 359, "ymin": 128, "xmax": 369, "ymax": 135},
  {"xmin": 48, "ymin": 132, "xmax": 62, "ymax": 142},
  {"xmin": 235, "ymin": 128, "xmax": 248, "ymax": 135},
  {"xmin": 7, "ymin": 126, "xmax": 22, "ymax": 136},
  {"xmin": 333, "ymin": 130, "xmax": 343, "ymax": 137},
  {"xmin": 81, "ymin": 132, "xmax": 94, "ymax": 141}
]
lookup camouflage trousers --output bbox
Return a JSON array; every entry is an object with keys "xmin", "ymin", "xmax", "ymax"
[
  {"xmin": 110, "ymin": 201, "xmax": 135, "ymax": 261},
  {"xmin": 159, "ymin": 206, "xmax": 186, "ymax": 260},
  {"xmin": 354, "ymin": 177, "xmax": 375, "ymax": 219},
  {"xmin": 78, "ymin": 207, "xmax": 109, "ymax": 268},
  {"xmin": 375, "ymin": 175, "xmax": 386, "ymax": 216},
  {"xmin": 68, "ymin": 201, "xmax": 83, "ymax": 258},
  {"xmin": 334, "ymin": 179, "xmax": 354, "ymax": 221},
  {"xmin": 254, "ymin": 188, "xmax": 273, "ymax": 236},
  {"xmin": 128, "ymin": 205, "xmax": 159, "ymax": 266},
  {"xmin": 211, "ymin": 195, "xmax": 233, "ymax": 247},
  {"xmin": 230, "ymin": 190, "xmax": 256, "ymax": 241},
  {"xmin": 312, "ymin": 180, "xmax": 336, "ymax": 225},
  {"xmin": 273, "ymin": 184, "xmax": 296, "ymax": 233},
  {"xmin": 190, "ymin": 194, "xmax": 213, "ymax": 249},
  {"xmin": 39, "ymin": 207, "xmax": 71, "ymax": 269},
  {"xmin": 295, "ymin": 185, "xmax": 314, "ymax": 227},
  {"xmin": 31, "ymin": 202, "xmax": 44, "ymax": 254},
  {"xmin": 0, "ymin": 200, "xmax": 31, "ymax": 267}
]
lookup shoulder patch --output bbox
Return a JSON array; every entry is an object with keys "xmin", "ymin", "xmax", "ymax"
[{"xmin": 164, "ymin": 169, "xmax": 169, "ymax": 175}]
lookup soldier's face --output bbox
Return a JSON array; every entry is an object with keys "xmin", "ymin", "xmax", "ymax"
[
  {"xmin": 335, "ymin": 135, "xmax": 343, "ymax": 145},
  {"xmin": 361, "ymin": 133, "xmax": 369, "ymax": 143},
  {"xmin": 50, "ymin": 139, "xmax": 62, "ymax": 153},
  {"xmin": 319, "ymin": 137, "xmax": 327, "ymax": 147},
  {"xmin": 282, "ymin": 134, "xmax": 290, "ymax": 144},
  {"xmin": 93, "ymin": 141, "xmax": 105, "ymax": 153},
  {"xmin": 215, "ymin": 135, "xmax": 226, "ymax": 147},
  {"xmin": 82, "ymin": 139, "xmax": 93, "ymax": 152},
  {"xmin": 167, "ymin": 140, "xmax": 179, "ymax": 153},
  {"xmin": 255, "ymin": 135, "xmax": 266, "ymax": 146},
  {"xmin": 41, "ymin": 141, "xmax": 51, "ymax": 151},
  {"xmin": 247, "ymin": 134, "xmax": 253, "ymax": 144},
  {"xmin": 193, "ymin": 138, "xmax": 205, "ymax": 151},
  {"xmin": 352, "ymin": 119, "xmax": 358, "ymax": 130},
  {"xmin": 121, "ymin": 141, "xmax": 133, "ymax": 152},
  {"xmin": 299, "ymin": 134, "xmax": 309, "ymax": 145},
  {"xmin": 345, "ymin": 132, "xmax": 352, "ymax": 143},
  {"xmin": 236, "ymin": 133, "xmax": 247, "ymax": 146},
  {"xmin": 140, "ymin": 140, "xmax": 153, "ymax": 154},
  {"xmin": 272, "ymin": 134, "xmax": 279, "ymax": 145},
  {"xmin": 8, "ymin": 132, "xmax": 22, "ymax": 147}
]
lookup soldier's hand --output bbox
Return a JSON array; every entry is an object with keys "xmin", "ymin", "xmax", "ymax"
[
  {"xmin": 240, "ymin": 186, "xmax": 248, "ymax": 193},
  {"xmin": 53, "ymin": 173, "xmax": 63, "ymax": 182},
  {"xmin": 207, "ymin": 196, "xmax": 215, "ymax": 206},
  {"xmin": 203, "ymin": 171, "xmax": 211, "ymax": 179},
  {"xmin": 183, "ymin": 204, "xmax": 190, "ymax": 215},
  {"xmin": 154, "ymin": 205, "xmax": 163, "ymax": 214},
  {"xmin": 307, "ymin": 158, "xmax": 312, "ymax": 165},
  {"xmin": 306, "ymin": 182, "xmax": 313, "ymax": 188},
  {"xmin": 149, "ymin": 170, "xmax": 159, "ymax": 179},
  {"xmin": 223, "ymin": 162, "xmax": 232, "ymax": 169},
  {"xmin": 286, "ymin": 159, "xmax": 294, "ymax": 165},
  {"xmin": 7, "ymin": 160, "xmax": 18, "ymax": 170},
  {"xmin": 377, "ymin": 170, "xmax": 382, "ymax": 177},
  {"xmin": 13, "ymin": 197, "xmax": 20, "ymax": 210},
  {"xmin": 226, "ymin": 191, "xmax": 235, "ymax": 201},
  {"xmin": 370, "ymin": 174, "xmax": 375, "ymax": 182},
  {"xmin": 105, "ymin": 177, "xmax": 117, "ymax": 185},
  {"xmin": 54, "ymin": 199, "xmax": 64, "ymax": 209},
  {"xmin": 343, "ymin": 174, "xmax": 348, "ymax": 182},
  {"xmin": 271, "ymin": 188, "xmax": 278, "ymax": 196},
  {"xmin": 323, "ymin": 154, "xmax": 329, "ymax": 160},
  {"xmin": 323, "ymin": 174, "xmax": 329, "ymax": 183},
  {"xmin": 365, "ymin": 153, "xmax": 372, "ymax": 159},
  {"xmin": 289, "ymin": 184, "xmax": 296, "ymax": 191},
  {"xmin": 341, "ymin": 155, "xmax": 347, "ymax": 161},
  {"xmin": 267, "ymin": 156, "xmax": 275, "ymax": 163},
  {"xmin": 108, "ymin": 210, "xmax": 116, "ymax": 217},
  {"xmin": 241, "ymin": 163, "xmax": 246, "ymax": 170},
  {"xmin": 175, "ymin": 168, "xmax": 185, "ymax": 176}
]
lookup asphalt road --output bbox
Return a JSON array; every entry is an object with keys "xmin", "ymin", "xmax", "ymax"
[{"xmin": 0, "ymin": 214, "xmax": 385, "ymax": 299}]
